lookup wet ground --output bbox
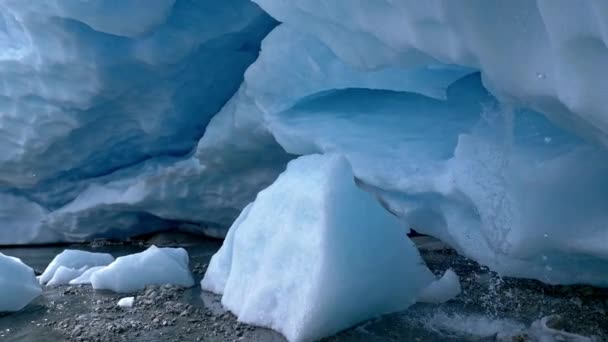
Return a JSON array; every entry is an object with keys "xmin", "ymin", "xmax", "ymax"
[{"xmin": 0, "ymin": 235, "xmax": 606, "ymax": 341}]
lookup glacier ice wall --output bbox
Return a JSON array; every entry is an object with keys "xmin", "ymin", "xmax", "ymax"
[
  {"xmin": 254, "ymin": 0, "xmax": 608, "ymax": 147},
  {"xmin": 199, "ymin": 18, "xmax": 608, "ymax": 286},
  {"xmin": 1, "ymin": 0, "xmax": 608, "ymax": 287},
  {"xmin": 0, "ymin": 0, "xmax": 277, "ymax": 243}
]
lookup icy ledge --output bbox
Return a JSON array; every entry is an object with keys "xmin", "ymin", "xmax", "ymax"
[{"xmin": 202, "ymin": 154, "xmax": 438, "ymax": 342}]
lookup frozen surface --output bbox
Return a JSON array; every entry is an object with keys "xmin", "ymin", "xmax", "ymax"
[
  {"xmin": 92, "ymin": 246, "xmax": 194, "ymax": 293},
  {"xmin": 418, "ymin": 269, "xmax": 461, "ymax": 304},
  {"xmin": 253, "ymin": 0, "xmax": 608, "ymax": 146},
  {"xmin": 202, "ymin": 154, "xmax": 434, "ymax": 342},
  {"xmin": 0, "ymin": 253, "xmax": 41, "ymax": 312},
  {"xmin": 201, "ymin": 19, "xmax": 608, "ymax": 286},
  {"xmin": 39, "ymin": 250, "xmax": 114, "ymax": 285},
  {"xmin": 0, "ymin": 0, "xmax": 276, "ymax": 244},
  {"xmin": 1, "ymin": 0, "xmax": 607, "ymax": 291}
]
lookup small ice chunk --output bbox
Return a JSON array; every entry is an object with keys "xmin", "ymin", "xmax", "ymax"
[
  {"xmin": 91, "ymin": 246, "xmax": 194, "ymax": 293},
  {"xmin": 0, "ymin": 253, "xmax": 42, "ymax": 312},
  {"xmin": 40, "ymin": 250, "xmax": 114, "ymax": 285},
  {"xmin": 417, "ymin": 269, "xmax": 462, "ymax": 304},
  {"xmin": 69, "ymin": 266, "xmax": 107, "ymax": 285},
  {"xmin": 202, "ymin": 154, "xmax": 434, "ymax": 342},
  {"xmin": 46, "ymin": 266, "xmax": 88, "ymax": 286},
  {"xmin": 117, "ymin": 297, "xmax": 135, "ymax": 308}
]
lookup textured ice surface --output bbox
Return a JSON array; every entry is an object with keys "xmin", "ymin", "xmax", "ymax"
[
  {"xmin": 253, "ymin": 0, "xmax": 608, "ymax": 146},
  {"xmin": 201, "ymin": 12, "xmax": 608, "ymax": 286},
  {"xmin": 0, "ymin": 253, "xmax": 41, "ymax": 312},
  {"xmin": 418, "ymin": 269, "xmax": 461, "ymax": 304},
  {"xmin": 39, "ymin": 250, "xmax": 114, "ymax": 285},
  {"xmin": 0, "ymin": 0, "xmax": 276, "ymax": 244},
  {"xmin": 1, "ymin": 0, "xmax": 608, "ymax": 289},
  {"xmin": 91, "ymin": 246, "xmax": 194, "ymax": 293},
  {"xmin": 202, "ymin": 154, "xmax": 434, "ymax": 342}
]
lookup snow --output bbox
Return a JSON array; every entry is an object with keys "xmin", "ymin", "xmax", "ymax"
[
  {"xmin": 0, "ymin": 253, "xmax": 42, "ymax": 312},
  {"xmin": 69, "ymin": 266, "xmax": 107, "ymax": 285},
  {"xmin": 117, "ymin": 297, "xmax": 135, "ymax": 308},
  {"xmin": 39, "ymin": 250, "xmax": 114, "ymax": 285},
  {"xmin": 91, "ymin": 246, "xmax": 194, "ymax": 293},
  {"xmin": 202, "ymin": 154, "xmax": 434, "ymax": 342},
  {"xmin": 418, "ymin": 269, "xmax": 461, "ymax": 304}
]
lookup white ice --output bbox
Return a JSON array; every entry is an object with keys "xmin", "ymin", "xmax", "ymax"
[
  {"xmin": 0, "ymin": 253, "xmax": 42, "ymax": 312},
  {"xmin": 117, "ymin": 297, "xmax": 135, "ymax": 308},
  {"xmin": 202, "ymin": 154, "xmax": 434, "ymax": 342},
  {"xmin": 39, "ymin": 250, "xmax": 114, "ymax": 285},
  {"xmin": 91, "ymin": 246, "xmax": 194, "ymax": 293}
]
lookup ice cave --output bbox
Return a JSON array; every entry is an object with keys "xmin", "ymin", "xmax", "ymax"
[{"xmin": 0, "ymin": 1, "xmax": 607, "ymax": 341}]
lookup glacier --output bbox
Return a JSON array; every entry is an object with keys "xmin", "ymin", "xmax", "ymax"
[
  {"xmin": 199, "ymin": 22, "xmax": 608, "ymax": 286},
  {"xmin": 0, "ymin": 0, "xmax": 606, "ymax": 294},
  {"xmin": 1, "ymin": 1, "xmax": 608, "ymax": 340},
  {"xmin": 0, "ymin": 0, "xmax": 277, "ymax": 243}
]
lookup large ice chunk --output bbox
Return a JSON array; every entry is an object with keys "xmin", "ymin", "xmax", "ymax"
[
  {"xmin": 202, "ymin": 154, "xmax": 434, "ymax": 342},
  {"xmin": 40, "ymin": 250, "xmax": 114, "ymax": 285},
  {"xmin": 0, "ymin": 253, "xmax": 42, "ymax": 312},
  {"xmin": 91, "ymin": 246, "xmax": 194, "ymax": 293}
]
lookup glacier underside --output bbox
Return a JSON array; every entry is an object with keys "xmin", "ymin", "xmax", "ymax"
[
  {"xmin": 0, "ymin": 0, "xmax": 278, "ymax": 243},
  {"xmin": 1, "ymin": 0, "xmax": 608, "ymax": 287}
]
